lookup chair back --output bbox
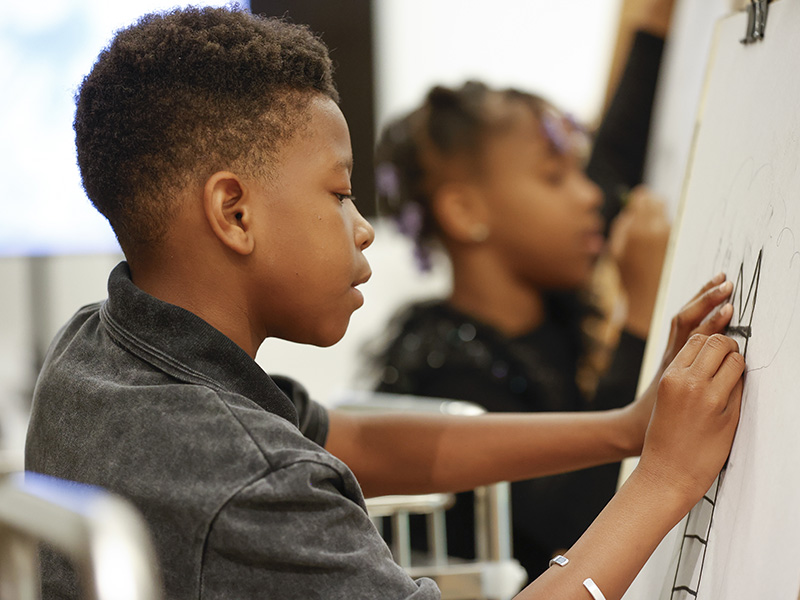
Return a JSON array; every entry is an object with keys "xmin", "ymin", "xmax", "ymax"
[{"xmin": 0, "ymin": 472, "xmax": 162, "ymax": 600}]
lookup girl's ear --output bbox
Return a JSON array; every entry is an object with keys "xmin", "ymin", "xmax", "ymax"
[
  {"xmin": 431, "ymin": 182, "xmax": 491, "ymax": 244},
  {"xmin": 203, "ymin": 171, "xmax": 255, "ymax": 255}
]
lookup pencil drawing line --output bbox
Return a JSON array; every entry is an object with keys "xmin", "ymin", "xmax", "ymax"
[
  {"xmin": 669, "ymin": 246, "xmax": 769, "ymax": 598},
  {"xmin": 681, "ymin": 534, "xmax": 708, "ymax": 544},
  {"xmin": 670, "ymin": 476, "xmax": 722, "ymax": 598},
  {"xmin": 752, "ymin": 238, "xmax": 800, "ymax": 372},
  {"xmin": 670, "ymin": 518, "xmax": 691, "ymax": 596},
  {"xmin": 777, "ymin": 226, "xmax": 795, "ymax": 249},
  {"xmin": 788, "ymin": 242, "xmax": 800, "ymax": 267},
  {"xmin": 725, "ymin": 248, "xmax": 762, "ymax": 358},
  {"xmin": 693, "ymin": 474, "xmax": 721, "ymax": 596}
]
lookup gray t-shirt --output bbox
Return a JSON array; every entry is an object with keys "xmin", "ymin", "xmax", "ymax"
[{"xmin": 26, "ymin": 262, "xmax": 439, "ymax": 599}]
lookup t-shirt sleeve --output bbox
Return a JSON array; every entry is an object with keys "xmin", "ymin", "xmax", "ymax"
[
  {"xmin": 269, "ymin": 375, "xmax": 330, "ymax": 446},
  {"xmin": 201, "ymin": 458, "xmax": 440, "ymax": 599}
]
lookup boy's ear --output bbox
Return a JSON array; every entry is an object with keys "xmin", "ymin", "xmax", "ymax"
[
  {"xmin": 203, "ymin": 171, "xmax": 255, "ymax": 255},
  {"xmin": 431, "ymin": 182, "xmax": 491, "ymax": 244}
]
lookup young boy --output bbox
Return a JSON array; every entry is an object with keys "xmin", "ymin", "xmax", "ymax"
[{"xmin": 26, "ymin": 7, "xmax": 745, "ymax": 600}]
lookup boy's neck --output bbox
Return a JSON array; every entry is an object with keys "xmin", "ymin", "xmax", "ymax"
[
  {"xmin": 129, "ymin": 257, "xmax": 262, "ymax": 359},
  {"xmin": 447, "ymin": 254, "xmax": 546, "ymax": 337}
]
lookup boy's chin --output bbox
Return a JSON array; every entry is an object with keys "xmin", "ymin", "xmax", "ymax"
[{"xmin": 296, "ymin": 319, "xmax": 352, "ymax": 348}]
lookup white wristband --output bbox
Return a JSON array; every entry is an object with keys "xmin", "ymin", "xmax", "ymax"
[
  {"xmin": 549, "ymin": 555, "xmax": 569, "ymax": 568},
  {"xmin": 583, "ymin": 578, "xmax": 607, "ymax": 600}
]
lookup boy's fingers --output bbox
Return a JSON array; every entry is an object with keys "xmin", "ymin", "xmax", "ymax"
[
  {"xmin": 712, "ymin": 351, "xmax": 746, "ymax": 400},
  {"xmin": 694, "ymin": 302, "xmax": 734, "ymax": 336},
  {"xmin": 724, "ymin": 374, "xmax": 745, "ymax": 416},
  {"xmin": 691, "ymin": 334, "xmax": 740, "ymax": 375},
  {"xmin": 671, "ymin": 333, "xmax": 708, "ymax": 368},
  {"xmin": 673, "ymin": 280, "xmax": 733, "ymax": 336},
  {"xmin": 688, "ymin": 273, "xmax": 727, "ymax": 304}
]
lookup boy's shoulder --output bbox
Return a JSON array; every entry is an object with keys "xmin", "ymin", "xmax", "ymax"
[
  {"xmin": 26, "ymin": 262, "xmax": 331, "ymax": 486},
  {"xmin": 26, "ymin": 265, "xmax": 438, "ymax": 600}
]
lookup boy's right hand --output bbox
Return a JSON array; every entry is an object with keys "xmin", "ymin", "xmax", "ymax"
[
  {"xmin": 658, "ymin": 274, "xmax": 735, "ymax": 372},
  {"xmin": 638, "ymin": 333, "xmax": 745, "ymax": 507},
  {"xmin": 623, "ymin": 274, "xmax": 735, "ymax": 452}
]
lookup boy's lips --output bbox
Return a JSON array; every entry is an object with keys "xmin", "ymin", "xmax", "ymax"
[
  {"xmin": 351, "ymin": 269, "xmax": 371, "ymax": 308},
  {"xmin": 353, "ymin": 269, "xmax": 372, "ymax": 287}
]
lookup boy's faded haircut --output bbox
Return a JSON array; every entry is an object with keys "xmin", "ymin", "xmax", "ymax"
[{"xmin": 74, "ymin": 5, "xmax": 338, "ymax": 254}]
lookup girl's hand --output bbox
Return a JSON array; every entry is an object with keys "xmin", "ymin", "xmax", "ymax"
[{"xmin": 608, "ymin": 186, "xmax": 671, "ymax": 338}]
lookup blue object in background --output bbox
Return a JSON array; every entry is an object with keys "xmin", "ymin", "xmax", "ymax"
[{"xmin": 0, "ymin": 1, "xmax": 249, "ymax": 257}]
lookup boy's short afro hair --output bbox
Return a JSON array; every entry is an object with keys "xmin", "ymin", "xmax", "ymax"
[{"xmin": 74, "ymin": 5, "xmax": 338, "ymax": 253}]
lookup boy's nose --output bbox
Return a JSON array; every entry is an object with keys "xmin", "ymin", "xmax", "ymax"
[{"xmin": 354, "ymin": 208, "xmax": 375, "ymax": 251}]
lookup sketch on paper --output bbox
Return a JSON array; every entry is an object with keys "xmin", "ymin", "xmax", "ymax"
[
  {"xmin": 669, "ymin": 476, "xmax": 720, "ymax": 599},
  {"xmin": 667, "ymin": 249, "xmax": 763, "ymax": 599},
  {"xmin": 624, "ymin": 4, "xmax": 800, "ymax": 599},
  {"xmin": 725, "ymin": 249, "xmax": 762, "ymax": 359}
]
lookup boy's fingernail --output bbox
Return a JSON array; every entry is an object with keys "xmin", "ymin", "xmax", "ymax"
[
  {"xmin": 718, "ymin": 281, "xmax": 733, "ymax": 293},
  {"xmin": 720, "ymin": 303, "xmax": 733, "ymax": 318},
  {"xmin": 711, "ymin": 272, "xmax": 725, "ymax": 284}
]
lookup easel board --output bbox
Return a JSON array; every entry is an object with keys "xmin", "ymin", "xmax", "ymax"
[{"xmin": 624, "ymin": 1, "xmax": 800, "ymax": 598}]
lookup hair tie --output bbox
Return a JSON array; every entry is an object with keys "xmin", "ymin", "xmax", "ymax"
[
  {"xmin": 375, "ymin": 161, "xmax": 401, "ymax": 206},
  {"xmin": 395, "ymin": 202, "xmax": 433, "ymax": 272},
  {"xmin": 395, "ymin": 200, "xmax": 423, "ymax": 238},
  {"xmin": 541, "ymin": 108, "xmax": 571, "ymax": 155},
  {"xmin": 541, "ymin": 108, "xmax": 590, "ymax": 158}
]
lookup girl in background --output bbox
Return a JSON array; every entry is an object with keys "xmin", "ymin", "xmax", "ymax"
[{"xmin": 370, "ymin": 2, "xmax": 674, "ymax": 578}]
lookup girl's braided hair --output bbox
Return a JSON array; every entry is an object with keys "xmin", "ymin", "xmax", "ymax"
[{"xmin": 375, "ymin": 81, "xmax": 549, "ymax": 271}]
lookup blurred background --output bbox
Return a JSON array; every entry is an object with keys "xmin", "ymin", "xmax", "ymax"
[{"xmin": 0, "ymin": 0, "xmax": 735, "ymax": 463}]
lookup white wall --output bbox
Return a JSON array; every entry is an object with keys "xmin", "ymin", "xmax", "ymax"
[
  {"xmin": 374, "ymin": 0, "xmax": 622, "ymax": 126},
  {"xmin": 0, "ymin": 254, "xmax": 122, "ymax": 464},
  {"xmin": 0, "ymin": 0, "xmax": 624, "ymax": 456},
  {"xmin": 0, "ymin": 0, "xmax": 239, "ymax": 465}
]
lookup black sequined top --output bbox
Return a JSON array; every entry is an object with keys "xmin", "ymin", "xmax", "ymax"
[{"xmin": 374, "ymin": 300, "xmax": 646, "ymax": 578}]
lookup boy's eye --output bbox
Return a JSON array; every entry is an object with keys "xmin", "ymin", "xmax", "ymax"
[{"xmin": 334, "ymin": 192, "xmax": 356, "ymax": 204}]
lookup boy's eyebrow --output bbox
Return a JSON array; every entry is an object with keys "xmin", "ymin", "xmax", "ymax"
[{"xmin": 332, "ymin": 157, "xmax": 354, "ymax": 176}]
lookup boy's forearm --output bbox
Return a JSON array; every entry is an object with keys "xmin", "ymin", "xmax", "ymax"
[
  {"xmin": 326, "ymin": 408, "xmax": 639, "ymax": 498},
  {"xmin": 513, "ymin": 466, "xmax": 690, "ymax": 600}
]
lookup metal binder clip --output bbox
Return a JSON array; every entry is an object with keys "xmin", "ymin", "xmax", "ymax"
[{"xmin": 741, "ymin": 0, "xmax": 770, "ymax": 44}]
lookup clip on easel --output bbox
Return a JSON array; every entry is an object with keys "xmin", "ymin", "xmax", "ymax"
[{"xmin": 741, "ymin": 0, "xmax": 771, "ymax": 44}]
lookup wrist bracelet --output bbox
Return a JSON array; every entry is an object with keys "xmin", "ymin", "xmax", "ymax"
[
  {"xmin": 548, "ymin": 555, "xmax": 569, "ymax": 568},
  {"xmin": 548, "ymin": 555, "xmax": 606, "ymax": 599},
  {"xmin": 583, "ymin": 578, "xmax": 607, "ymax": 600}
]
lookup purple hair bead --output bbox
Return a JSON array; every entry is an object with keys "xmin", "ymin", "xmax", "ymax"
[
  {"xmin": 396, "ymin": 201, "xmax": 423, "ymax": 238},
  {"xmin": 541, "ymin": 109, "xmax": 571, "ymax": 155},
  {"xmin": 375, "ymin": 161, "xmax": 401, "ymax": 204}
]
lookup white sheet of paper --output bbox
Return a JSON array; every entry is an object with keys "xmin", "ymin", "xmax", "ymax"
[{"xmin": 625, "ymin": 2, "xmax": 800, "ymax": 598}]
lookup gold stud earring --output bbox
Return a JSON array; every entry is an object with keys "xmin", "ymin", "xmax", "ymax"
[{"xmin": 471, "ymin": 224, "xmax": 489, "ymax": 242}]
